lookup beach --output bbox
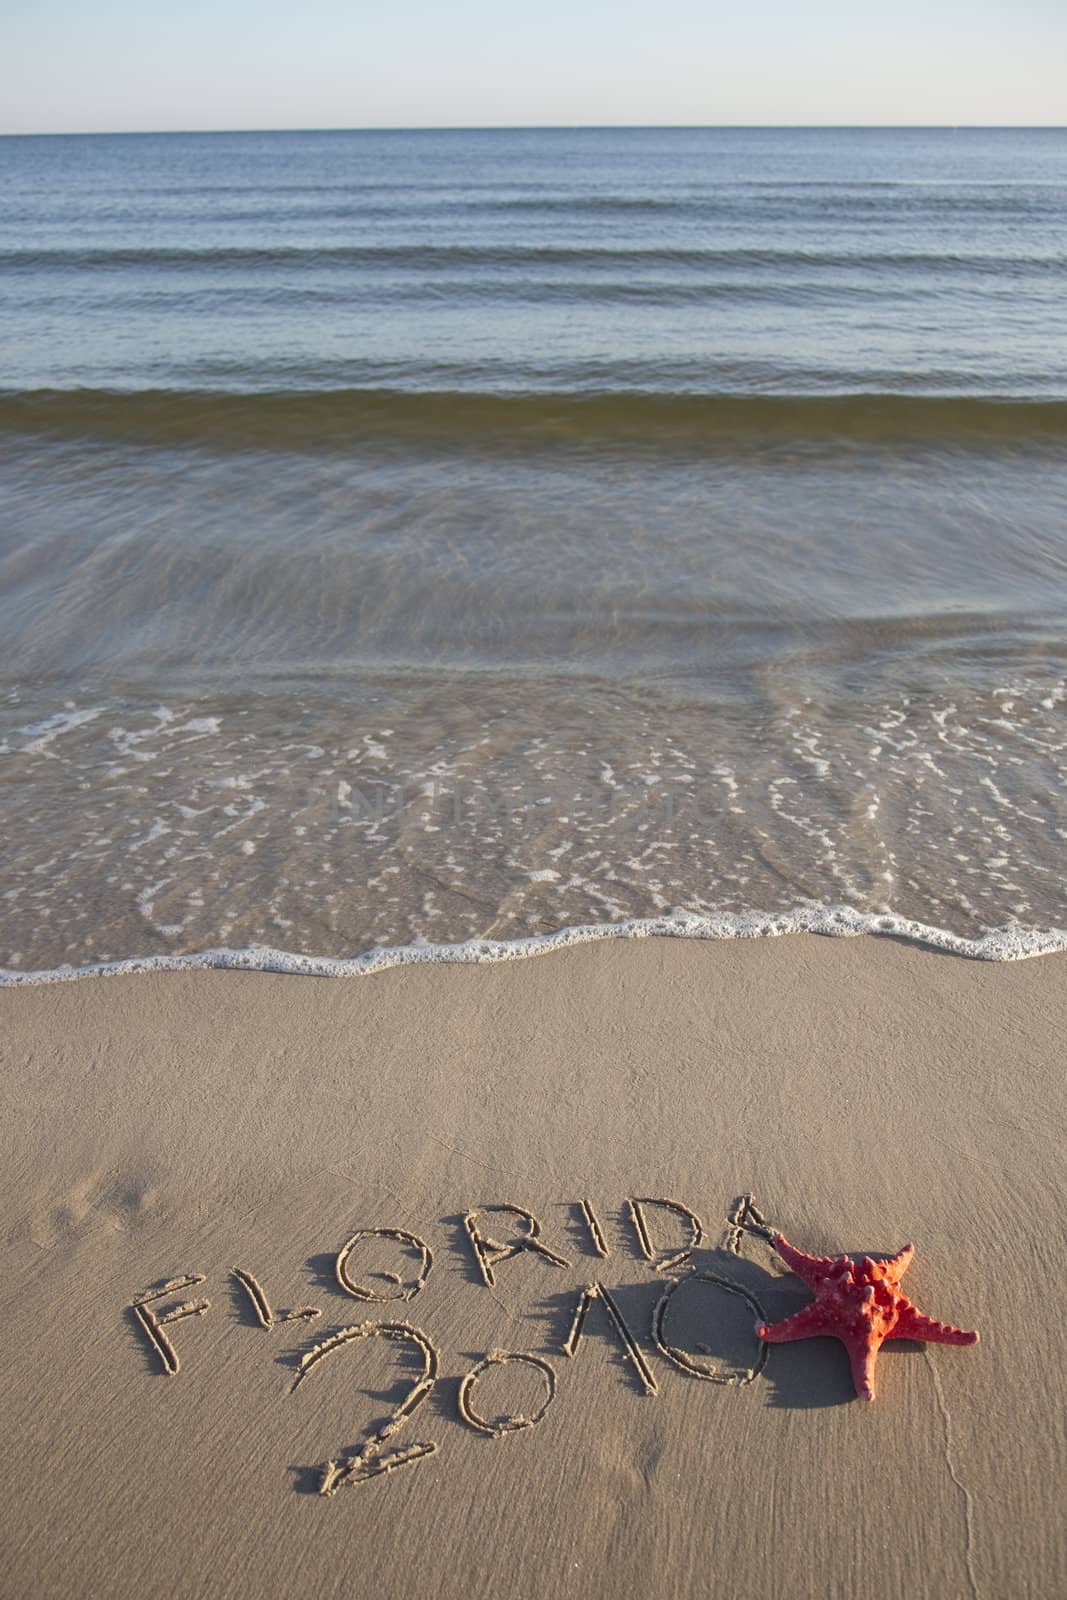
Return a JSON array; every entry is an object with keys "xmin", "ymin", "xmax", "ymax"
[
  {"xmin": 3, "ymin": 932, "xmax": 1065, "ymax": 1600},
  {"xmin": 2, "ymin": 123, "xmax": 1066, "ymax": 1600}
]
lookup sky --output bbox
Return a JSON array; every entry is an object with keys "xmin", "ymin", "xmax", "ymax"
[{"xmin": 1, "ymin": 0, "xmax": 1064, "ymax": 134}]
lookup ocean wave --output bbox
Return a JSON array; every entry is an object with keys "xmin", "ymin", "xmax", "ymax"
[
  {"xmin": 3, "ymin": 906, "xmax": 1066, "ymax": 987},
  {"xmin": 3, "ymin": 243, "xmax": 1063, "ymax": 274},
  {"xmin": 1, "ymin": 387, "xmax": 1065, "ymax": 451}
]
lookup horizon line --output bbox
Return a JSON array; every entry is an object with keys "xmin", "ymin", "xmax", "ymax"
[{"xmin": 2, "ymin": 122, "xmax": 1066, "ymax": 139}]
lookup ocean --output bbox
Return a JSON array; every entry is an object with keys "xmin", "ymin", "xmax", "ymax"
[{"xmin": 2, "ymin": 125, "xmax": 1066, "ymax": 976}]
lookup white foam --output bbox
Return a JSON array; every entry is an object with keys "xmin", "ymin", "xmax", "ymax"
[
  {"xmin": 14, "ymin": 707, "xmax": 103, "ymax": 756},
  {"xmin": 3, "ymin": 904, "xmax": 1066, "ymax": 988}
]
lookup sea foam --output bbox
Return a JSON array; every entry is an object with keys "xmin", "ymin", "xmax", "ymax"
[{"xmin": 2, "ymin": 904, "xmax": 1065, "ymax": 987}]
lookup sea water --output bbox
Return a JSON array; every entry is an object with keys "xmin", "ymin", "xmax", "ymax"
[{"xmin": 2, "ymin": 127, "xmax": 1066, "ymax": 974}]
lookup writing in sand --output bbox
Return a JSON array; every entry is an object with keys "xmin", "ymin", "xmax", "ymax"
[{"xmin": 129, "ymin": 1193, "xmax": 777, "ymax": 1496}]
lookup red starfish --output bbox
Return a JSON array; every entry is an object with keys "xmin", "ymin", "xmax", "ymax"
[{"xmin": 755, "ymin": 1234, "xmax": 979, "ymax": 1401}]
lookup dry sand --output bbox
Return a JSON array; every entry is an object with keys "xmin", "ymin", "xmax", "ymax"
[{"xmin": 2, "ymin": 934, "xmax": 1065, "ymax": 1600}]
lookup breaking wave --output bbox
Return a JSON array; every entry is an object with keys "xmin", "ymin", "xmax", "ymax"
[{"xmin": 4, "ymin": 905, "xmax": 1066, "ymax": 986}]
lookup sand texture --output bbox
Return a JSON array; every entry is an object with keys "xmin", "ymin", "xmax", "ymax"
[{"xmin": 2, "ymin": 935, "xmax": 1065, "ymax": 1600}]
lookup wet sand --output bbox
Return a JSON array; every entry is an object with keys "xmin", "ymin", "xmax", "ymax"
[{"xmin": 2, "ymin": 935, "xmax": 1065, "ymax": 1600}]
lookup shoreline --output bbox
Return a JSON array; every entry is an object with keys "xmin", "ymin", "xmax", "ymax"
[
  {"xmin": 3, "ymin": 934, "xmax": 1066, "ymax": 1599},
  {"xmin": 4, "ymin": 903, "xmax": 1067, "ymax": 987}
]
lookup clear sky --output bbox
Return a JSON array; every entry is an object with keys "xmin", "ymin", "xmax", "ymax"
[{"xmin": 2, "ymin": 0, "xmax": 1064, "ymax": 135}]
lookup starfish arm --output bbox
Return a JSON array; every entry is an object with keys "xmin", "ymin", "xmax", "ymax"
[
  {"xmin": 893, "ymin": 1304, "xmax": 979, "ymax": 1345},
  {"xmin": 843, "ymin": 1334, "xmax": 882, "ymax": 1402},
  {"xmin": 880, "ymin": 1243, "xmax": 915, "ymax": 1283},
  {"xmin": 772, "ymin": 1234, "xmax": 835, "ymax": 1287},
  {"xmin": 755, "ymin": 1302, "xmax": 831, "ymax": 1343}
]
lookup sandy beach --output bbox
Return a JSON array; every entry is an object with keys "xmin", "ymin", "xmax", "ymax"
[{"xmin": 2, "ymin": 933, "xmax": 1065, "ymax": 1600}]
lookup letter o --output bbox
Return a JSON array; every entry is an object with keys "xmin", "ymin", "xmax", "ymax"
[
  {"xmin": 652, "ymin": 1271, "xmax": 768, "ymax": 1385},
  {"xmin": 335, "ymin": 1228, "xmax": 434, "ymax": 1302}
]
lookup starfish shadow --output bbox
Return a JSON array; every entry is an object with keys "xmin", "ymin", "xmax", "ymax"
[
  {"xmin": 760, "ymin": 1330, "xmax": 929, "ymax": 1409},
  {"xmin": 643, "ymin": 1247, "xmax": 841, "ymax": 1409},
  {"xmin": 758, "ymin": 1335, "xmax": 863, "ymax": 1410},
  {"xmin": 665, "ymin": 1247, "xmax": 871, "ymax": 1410}
]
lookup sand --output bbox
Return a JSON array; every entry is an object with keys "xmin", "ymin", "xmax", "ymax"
[{"xmin": 2, "ymin": 934, "xmax": 1065, "ymax": 1600}]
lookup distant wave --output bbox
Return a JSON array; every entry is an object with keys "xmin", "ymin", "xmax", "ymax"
[
  {"xmin": 1, "ymin": 386, "xmax": 1065, "ymax": 451},
  {"xmin": 4, "ymin": 243, "xmax": 1063, "ymax": 275},
  {"xmin": 8, "ymin": 189, "xmax": 1060, "ymax": 229},
  {"xmin": 3, "ymin": 907, "xmax": 1066, "ymax": 987}
]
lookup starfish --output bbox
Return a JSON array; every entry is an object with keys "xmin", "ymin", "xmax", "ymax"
[{"xmin": 755, "ymin": 1234, "xmax": 979, "ymax": 1401}]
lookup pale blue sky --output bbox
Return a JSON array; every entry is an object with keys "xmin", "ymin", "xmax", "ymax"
[{"xmin": 1, "ymin": 0, "xmax": 1064, "ymax": 134}]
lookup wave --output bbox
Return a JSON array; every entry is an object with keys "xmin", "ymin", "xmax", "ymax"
[
  {"xmin": 1, "ymin": 386, "xmax": 1065, "ymax": 451},
  {"xmin": 12, "ymin": 277, "xmax": 918, "ymax": 314},
  {"xmin": 11, "ymin": 188, "xmax": 1058, "ymax": 229},
  {"xmin": 3, "ymin": 244, "xmax": 1064, "ymax": 275},
  {"xmin": 3, "ymin": 907, "xmax": 1066, "ymax": 987}
]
